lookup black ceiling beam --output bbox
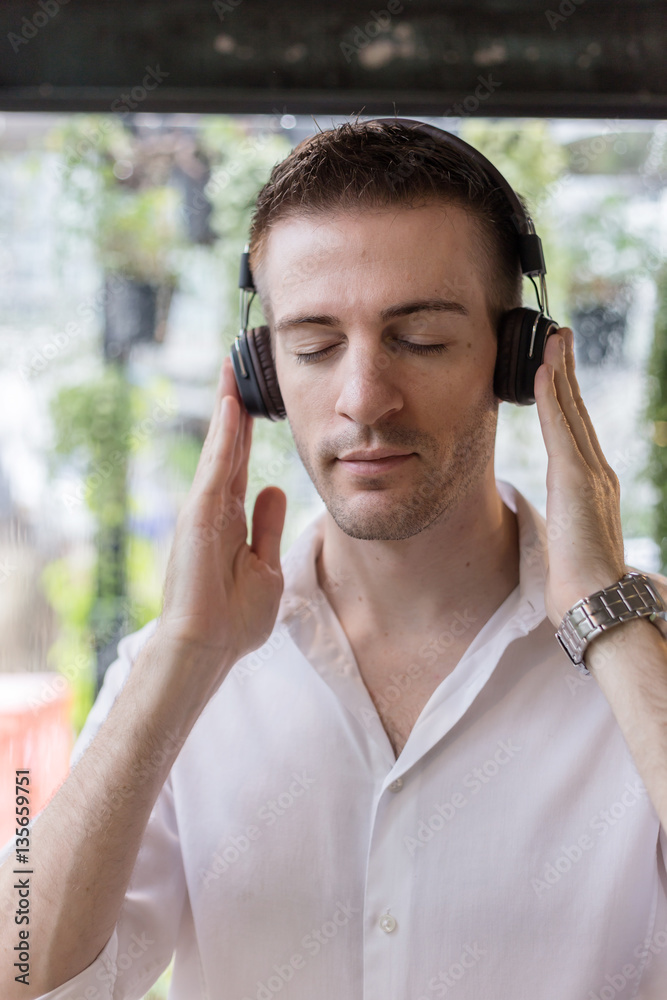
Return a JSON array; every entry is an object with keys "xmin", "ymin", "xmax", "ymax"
[{"xmin": 1, "ymin": 0, "xmax": 666, "ymax": 119}]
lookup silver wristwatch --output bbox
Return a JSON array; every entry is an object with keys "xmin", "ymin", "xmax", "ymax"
[{"xmin": 555, "ymin": 571, "xmax": 666, "ymax": 676}]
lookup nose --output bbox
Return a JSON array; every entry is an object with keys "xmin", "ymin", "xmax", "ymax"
[{"xmin": 333, "ymin": 339, "xmax": 404, "ymax": 426}]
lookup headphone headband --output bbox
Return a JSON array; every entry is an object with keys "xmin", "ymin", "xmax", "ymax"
[
  {"xmin": 240, "ymin": 117, "xmax": 547, "ymax": 294},
  {"xmin": 370, "ymin": 118, "xmax": 546, "ymax": 279}
]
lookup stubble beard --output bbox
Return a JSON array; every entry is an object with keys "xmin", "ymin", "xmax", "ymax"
[{"xmin": 289, "ymin": 386, "xmax": 500, "ymax": 541}]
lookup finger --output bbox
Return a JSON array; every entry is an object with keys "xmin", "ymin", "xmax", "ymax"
[
  {"xmin": 251, "ymin": 486, "xmax": 287, "ymax": 571},
  {"xmin": 223, "ymin": 356, "xmax": 252, "ymax": 485},
  {"xmin": 542, "ymin": 330, "xmax": 600, "ymax": 470},
  {"xmin": 560, "ymin": 326, "xmax": 613, "ymax": 472},
  {"xmin": 198, "ymin": 391, "xmax": 241, "ymax": 497},
  {"xmin": 213, "ymin": 356, "xmax": 236, "ymax": 419},
  {"xmin": 230, "ymin": 410, "xmax": 254, "ymax": 500},
  {"xmin": 534, "ymin": 359, "xmax": 584, "ymax": 467},
  {"xmin": 198, "ymin": 357, "xmax": 243, "ymax": 482},
  {"xmin": 190, "ymin": 361, "xmax": 228, "ymax": 485}
]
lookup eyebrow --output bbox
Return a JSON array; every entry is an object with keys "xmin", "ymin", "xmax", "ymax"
[{"xmin": 273, "ymin": 298, "xmax": 469, "ymax": 335}]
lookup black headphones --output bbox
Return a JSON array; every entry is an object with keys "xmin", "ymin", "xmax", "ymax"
[{"xmin": 230, "ymin": 117, "xmax": 559, "ymax": 420}]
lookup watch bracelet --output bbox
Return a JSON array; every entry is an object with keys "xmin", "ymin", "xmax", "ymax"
[{"xmin": 555, "ymin": 572, "xmax": 665, "ymax": 676}]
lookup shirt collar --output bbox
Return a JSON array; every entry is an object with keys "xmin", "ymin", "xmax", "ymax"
[{"xmin": 278, "ymin": 478, "xmax": 549, "ymax": 636}]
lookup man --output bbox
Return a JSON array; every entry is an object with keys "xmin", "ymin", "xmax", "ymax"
[{"xmin": 3, "ymin": 118, "xmax": 667, "ymax": 1000}]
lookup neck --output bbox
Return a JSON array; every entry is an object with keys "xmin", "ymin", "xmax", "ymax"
[{"xmin": 316, "ymin": 472, "xmax": 520, "ymax": 640}]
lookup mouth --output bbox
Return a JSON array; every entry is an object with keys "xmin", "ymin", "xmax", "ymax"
[{"xmin": 336, "ymin": 454, "xmax": 416, "ymax": 475}]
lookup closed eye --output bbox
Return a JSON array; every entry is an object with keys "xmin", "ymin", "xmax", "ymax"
[{"xmin": 294, "ymin": 341, "xmax": 449, "ymax": 365}]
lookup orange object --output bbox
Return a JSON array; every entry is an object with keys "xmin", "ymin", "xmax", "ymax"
[{"xmin": 0, "ymin": 673, "xmax": 74, "ymax": 849}]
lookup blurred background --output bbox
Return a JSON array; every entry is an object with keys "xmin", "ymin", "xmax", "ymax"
[{"xmin": 1, "ymin": 108, "xmax": 667, "ymax": 995}]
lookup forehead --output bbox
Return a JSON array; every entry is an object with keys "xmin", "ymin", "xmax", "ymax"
[{"xmin": 260, "ymin": 203, "xmax": 485, "ymax": 311}]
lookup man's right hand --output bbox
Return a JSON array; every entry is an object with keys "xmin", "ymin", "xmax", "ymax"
[
  {"xmin": 156, "ymin": 355, "xmax": 287, "ymax": 680},
  {"xmin": 0, "ymin": 357, "xmax": 289, "ymax": 1000}
]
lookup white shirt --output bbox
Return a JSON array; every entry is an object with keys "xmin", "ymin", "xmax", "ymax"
[{"xmin": 8, "ymin": 479, "xmax": 667, "ymax": 1000}]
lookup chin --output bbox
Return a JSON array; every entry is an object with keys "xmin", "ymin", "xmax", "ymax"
[{"xmin": 323, "ymin": 489, "xmax": 451, "ymax": 542}]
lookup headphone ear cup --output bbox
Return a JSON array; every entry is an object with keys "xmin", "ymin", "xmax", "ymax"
[
  {"xmin": 494, "ymin": 308, "xmax": 526, "ymax": 404},
  {"xmin": 495, "ymin": 308, "xmax": 558, "ymax": 405},
  {"xmin": 230, "ymin": 326, "xmax": 286, "ymax": 420},
  {"xmin": 521, "ymin": 312, "xmax": 559, "ymax": 405},
  {"xmin": 249, "ymin": 325, "xmax": 286, "ymax": 421}
]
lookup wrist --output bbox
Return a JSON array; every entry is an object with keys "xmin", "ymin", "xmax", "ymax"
[
  {"xmin": 555, "ymin": 571, "xmax": 665, "ymax": 675},
  {"xmin": 151, "ymin": 622, "xmax": 238, "ymax": 670},
  {"xmin": 584, "ymin": 615, "xmax": 662, "ymax": 678},
  {"xmin": 131, "ymin": 628, "xmax": 236, "ymax": 732}
]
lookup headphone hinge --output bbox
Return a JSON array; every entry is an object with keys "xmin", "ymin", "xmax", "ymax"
[{"xmin": 518, "ymin": 233, "xmax": 546, "ymax": 278}]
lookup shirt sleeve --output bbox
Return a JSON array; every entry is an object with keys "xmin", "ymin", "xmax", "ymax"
[{"xmin": 0, "ymin": 618, "xmax": 188, "ymax": 1000}]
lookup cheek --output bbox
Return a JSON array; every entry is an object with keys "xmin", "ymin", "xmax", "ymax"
[
  {"xmin": 277, "ymin": 363, "xmax": 332, "ymax": 427},
  {"xmin": 463, "ymin": 328, "xmax": 497, "ymax": 364},
  {"xmin": 455, "ymin": 338, "xmax": 499, "ymax": 402}
]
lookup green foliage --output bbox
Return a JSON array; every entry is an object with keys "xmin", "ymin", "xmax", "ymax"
[
  {"xmin": 164, "ymin": 432, "xmax": 203, "ymax": 486},
  {"xmin": 562, "ymin": 193, "xmax": 658, "ymax": 300},
  {"xmin": 45, "ymin": 357, "xmax": 127, "ymax": 715},
  {"xmin": 461, "ymin": 120, "xmax": 569, "ymax": 213},
  {"xmin": 49, "ymin": 363, "xmax": 135, "ymax": 524},
  {"xmin": 198, "ymin": 118, "xmax": 291, "ymax": 245},
  {"xmin": 645, "ymin": 266, "xmax": 667, "ymax": 573},
  {"xmin": 459, "ymin": 121, "xmax": 660, "ymax": 331},
  {"xmin": 40, "ymin": 554, "xmax": 97, "ymax": 734},
  {"xmin": 96, "ymin": 185, "xmax": 183, "ymax": 285},
  {"xmin": 46, "ymin": 364, "xmax": 173, "ymax": 721},
  {"xmin": 126, "ymin": 535, "xmax": 165, "ymax": 626},
  {"xmin": 39, "ymin": 538, "xmax": 163, "ymax": 738},
  {"xmin": 198, "ymin": 116, "xmax": 293, "ymax": 338},
  {"xmin": 49, "ymin": 115, "xmax": 186, "ymax": 284}
]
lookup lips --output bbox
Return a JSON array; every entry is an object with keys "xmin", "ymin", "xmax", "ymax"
[
  {"xmin": 336, "ymin": 453, "xmax": 415, "ymax": 475},
  {"xmin": 338, "ymin": 450, "xmax": 414, "ymax": 461}
]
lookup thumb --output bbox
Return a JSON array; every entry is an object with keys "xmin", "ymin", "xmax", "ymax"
[{"xmin": 251, "ymin": 486, "xmax": 287, "ymax": 570}]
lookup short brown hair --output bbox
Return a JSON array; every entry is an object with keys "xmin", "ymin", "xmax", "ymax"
[{"xmin": 248, "ymin": 118, "xmax": 524, "ymax": 336}]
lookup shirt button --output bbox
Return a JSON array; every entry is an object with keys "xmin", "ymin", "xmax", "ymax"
[
  {"xmin": 380, "ymin": 913, "xmax": 397, "ymax": 933},
  {"xmin": 388, "ymin": 778, "xmax": 403, "ymax": 792}
]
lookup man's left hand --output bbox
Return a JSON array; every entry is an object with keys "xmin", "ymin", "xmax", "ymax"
[{"xmin": 533, "ymin": 326, "xmax": 628, "ymax": 629}]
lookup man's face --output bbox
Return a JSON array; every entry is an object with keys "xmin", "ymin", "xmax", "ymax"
[{"xmin": 260, "ymin": 201, "xmax": 501, "ymax": 541}]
